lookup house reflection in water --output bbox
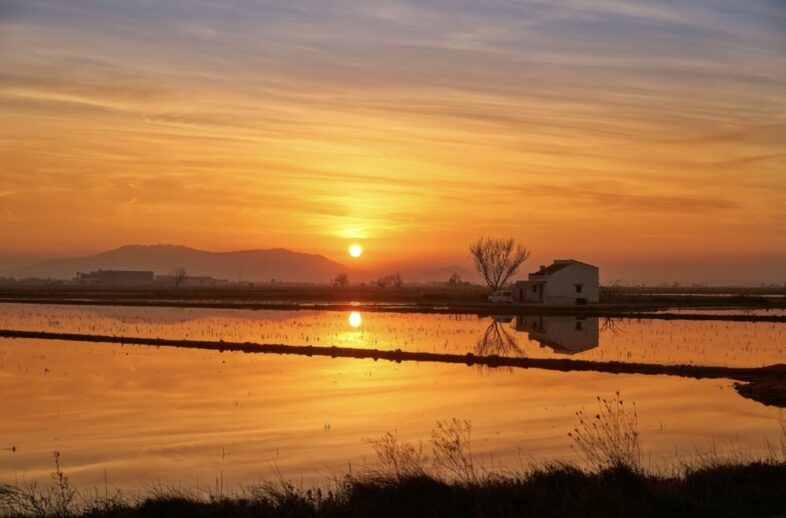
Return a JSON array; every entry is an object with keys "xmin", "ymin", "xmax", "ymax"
[{"xmin": 514, "ymin": 316, "xmax": 599, "ymax": 355}]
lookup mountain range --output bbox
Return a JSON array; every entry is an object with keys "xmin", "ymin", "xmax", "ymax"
[
  {"xmin": 14, "ymin": 245, "xmax": 351, "ymax": 283},
  {"xmin": 11, "ymin": 244, "xmax": 483, "ymax": 284}
]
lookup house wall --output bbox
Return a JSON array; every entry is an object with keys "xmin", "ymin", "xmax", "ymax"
[
  {"xmin": 542, "ymin": 263, "xmax": 599, "ymax": 305},
  {"xmin": 516, "ymin": 281, "xmax": 543, "ymax": 303}
]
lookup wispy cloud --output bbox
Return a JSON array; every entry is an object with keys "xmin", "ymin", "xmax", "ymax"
[{"xmin": 0, "ymin": 0, "xmax": 784, "ymax": 273}]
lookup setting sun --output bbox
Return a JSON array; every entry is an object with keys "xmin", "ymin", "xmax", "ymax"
[{"xmin": 348, "ymin": 244, "xmax": 363, "ymax": 258}]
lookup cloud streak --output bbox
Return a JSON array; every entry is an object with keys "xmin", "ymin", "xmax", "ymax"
[{"xmin": 0, "ymin": 0, "xmax": 784, "ymax": 278}]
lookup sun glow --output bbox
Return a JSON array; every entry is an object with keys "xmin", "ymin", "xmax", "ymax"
[
  {"xmin": 348, "ymin": 311, "xmax": 362, "ymax": 328},
  {"xmin": 348, "ymin": 244, "xmax": 363, "ymax": 258}
]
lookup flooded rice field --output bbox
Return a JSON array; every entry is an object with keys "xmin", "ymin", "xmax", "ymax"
[
  {"xmin": 0, "ymin": 303, "xmax": 784, "ymax": 490},
  {"xmin": 0, "ymin": 304, "xmax": 783, "ymax": 367}
]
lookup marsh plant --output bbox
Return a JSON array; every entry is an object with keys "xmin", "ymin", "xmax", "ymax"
[
  {"xmin": 365, "ymin": 418, "xmax": 477, "ymax": 483},
  {"xmin": 431, "ymin": 419, "xmax": 477, "ymax": 483},
  {"xmin": 364, "ymin": 431, "xmax": 428, "ymax": 480},
  {"xmin": 1, "ymin": 451, "xmax": 76, "ymax": 517},
  {"xmin": 568, "ymin": 391, "xmax": 641, "ymax": 472}
]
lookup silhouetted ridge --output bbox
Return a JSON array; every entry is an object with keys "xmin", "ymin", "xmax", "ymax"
[{"xmin": 17, "ymin": 244, "xmax": 351, "ymax": 283}]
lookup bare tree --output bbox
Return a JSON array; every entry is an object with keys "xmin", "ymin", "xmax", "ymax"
[
  {"xmin": 599, "ymin": 280, "xmax": 624, "ymax": 304},
  {"xmin": 375, "ymin": 272, "xmax": 404, "ymax": 289},
  {"xmin": 332, "ymin": 272, "xmax": 349, "ymax": 288},
  {"xmin": 469, "ymin": 237, "xmax": 530, "ymax": 292},
  {"xmin": 172, "ymin": 267, "xmax": 187, "ymax": 288},
  {"xmin": 391, "ymin": 271, "xmax": 404, "ymax": 289}
]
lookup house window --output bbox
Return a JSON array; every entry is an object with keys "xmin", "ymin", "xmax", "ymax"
[
  {"xmin": 532, "ymin": 285, "xmax": 537, "ymax": 292},
  {"xmin": 575, "ymin": 321, "xmax": 583, "ymax": 331},
  {"xmin": 575, "ymin": 284, "xmax": 583, "ymax": 293}
]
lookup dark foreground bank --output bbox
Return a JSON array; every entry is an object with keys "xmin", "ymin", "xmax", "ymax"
[{"xmin": 3, "ymin": 463, "xmax": 786, "ymax": 518}]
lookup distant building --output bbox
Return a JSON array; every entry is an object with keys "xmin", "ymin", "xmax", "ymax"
[
  {"xmin": 513, "ymin": 259, "xmax": 599, "ymax": 305},
  {"xmin": 514, "ymin": 315, "xmax": 599, "ymax": 354},
  {"xmin": 75, "ymin": 270, "xmax": 154, "ymax": 285}
]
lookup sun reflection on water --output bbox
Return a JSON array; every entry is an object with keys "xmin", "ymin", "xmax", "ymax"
[{"xmin": 348, "ymin": 311, "xmax": 362, "ymax": 328}]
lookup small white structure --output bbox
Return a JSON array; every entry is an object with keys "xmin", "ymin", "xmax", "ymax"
[{"xmin": 513, "ymin": 259, "xmax": 599, "ymax": 305}]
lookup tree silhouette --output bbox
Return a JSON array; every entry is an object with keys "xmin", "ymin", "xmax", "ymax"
[
  {"xmin": 172, "ymin": 267, "xmax": 187, "ymax": 288},
  {"xmin": 332, "ymin": 272, "xmax": 350, "ymax": 287},
  {"xmin": 599, "ymin": 280, "xmax": 624, "ymax": 303},
  {"xmin": 375, "ymin": 272, "xmax": 404, "ymax": 289},
  {"xmin": 470, "ymin": 237, "xmax": 530, "ymax": 292}
]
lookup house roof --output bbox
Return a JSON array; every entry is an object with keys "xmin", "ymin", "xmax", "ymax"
[
  {"xmin": 528, "ymin": 262, "xmax": 571, "ymax": 277},
  {"xmin": 528, "ymin": 259, "xmax": 597, "ymax": 278}
]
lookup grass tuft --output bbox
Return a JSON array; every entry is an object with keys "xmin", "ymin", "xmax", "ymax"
[{"xmin": 569, "ymin": 391, "xmax": 641, "ymax": 472}]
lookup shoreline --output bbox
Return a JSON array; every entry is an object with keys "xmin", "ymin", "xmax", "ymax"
[{"xmin": 1, "ymin": 297, "xmax": 785, "ymax": 322}]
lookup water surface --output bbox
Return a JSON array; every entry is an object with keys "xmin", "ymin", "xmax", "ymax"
[
  {"xmin": 0, "ymin": 337, "xmax": 780, "ymax": 491},
  {"xmin": 1, "ymin": 303, "xmax": 783, "ymax": 491},
  {"xmin": 0, "ymin": 304, "xmax": 782, "ymax": 367}
]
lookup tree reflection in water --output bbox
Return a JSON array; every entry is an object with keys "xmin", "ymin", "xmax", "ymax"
[
  {"xmin": 475, "ymin": 317, "xmax": 524, "ymax": 357},
  {"xmin": 601, "ymin": 317, "xmax": 621, "ymax": 335}
]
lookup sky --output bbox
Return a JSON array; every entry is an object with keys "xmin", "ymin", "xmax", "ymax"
[{"xmin": 1, "ymin": 0, "xmax": 785, "ymax": 283}]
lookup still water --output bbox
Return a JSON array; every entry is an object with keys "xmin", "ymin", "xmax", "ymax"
[
  {"xmin": 0, "ymin": 304, "xmax": 784, "ymax": 367},
  {"xmin": 0, "ymin": 304, "xmax": 783, "ymax": 490}
]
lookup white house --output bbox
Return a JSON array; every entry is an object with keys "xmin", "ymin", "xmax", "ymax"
[{"xmin": 513, "ymin": 259, "xmax": 599, "ymax": 305}]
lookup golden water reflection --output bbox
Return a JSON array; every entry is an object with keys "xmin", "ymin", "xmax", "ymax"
[
  {"xmin": 348, "ymin": 311, "xmax": 362, "ymax": 328},
  {"xmin": 0, "ymin": 337, "xmax": 781, "ymax": 491},
  {"xmin": 0, "ymin": 304, "xmax": 783, "ymax": 367}
]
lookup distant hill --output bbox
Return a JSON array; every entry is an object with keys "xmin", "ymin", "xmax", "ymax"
[{"xmin": 16, "ymin": 244, "xmax": 352, "ymax": 283}]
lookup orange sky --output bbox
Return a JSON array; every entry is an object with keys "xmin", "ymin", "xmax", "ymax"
[{"xmin": 1, "ymin": 1, "xmax": 785, "ymax": 282}]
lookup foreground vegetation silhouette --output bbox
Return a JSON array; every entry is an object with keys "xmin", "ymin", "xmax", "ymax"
[{"xmin": 2, "ymin": 395, "xmax": 785, "ymax": 518}]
